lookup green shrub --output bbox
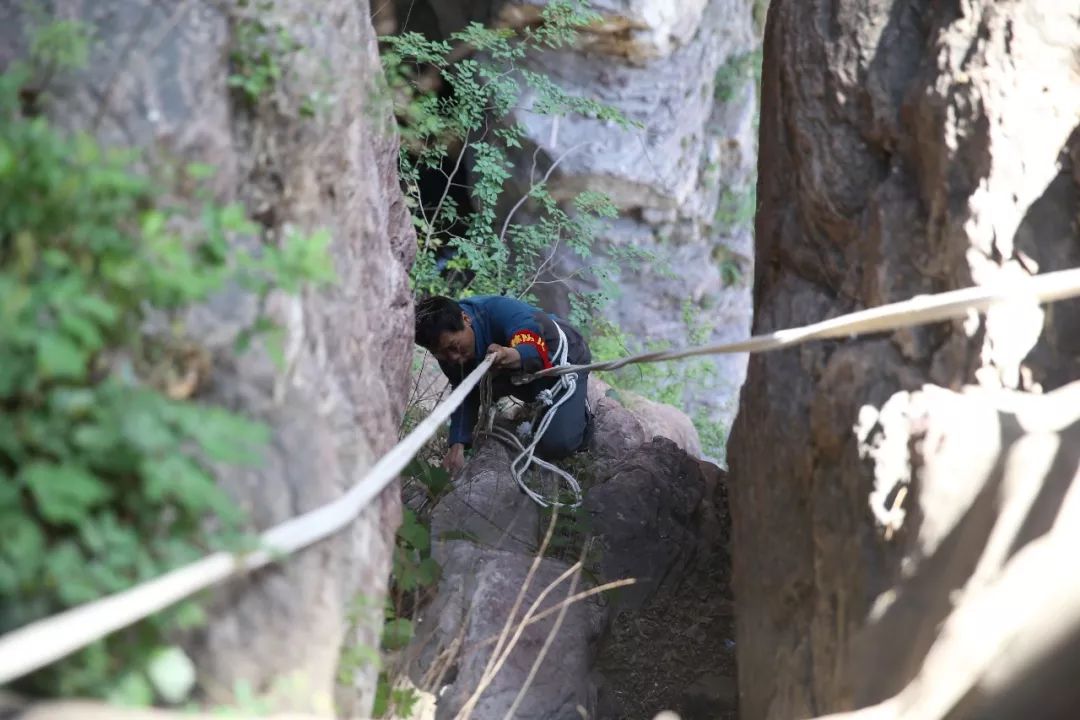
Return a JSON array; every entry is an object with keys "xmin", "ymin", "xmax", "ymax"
[
  {"xmin": 382, "ymin": 0, "xmax": 650, "ymax": 319},
  {"xmin": 714, "ymin": 48, "xmax": 762, "ymax": 103},
  {"xmin": 590, "ymin": 302, "xmax": 731, "ymax": 461},
  {"xmin": 0, "ymin": 37, "xmax": 331, "ymax": 701}
]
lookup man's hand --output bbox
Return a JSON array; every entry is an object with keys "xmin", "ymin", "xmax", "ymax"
[
  {"xmin": 442, "ymin": 443, "xmax": 466, "ymax": 474},
  {"xmin": 487, "ymin": 344, "xmax": 522, "ymax": 370}
]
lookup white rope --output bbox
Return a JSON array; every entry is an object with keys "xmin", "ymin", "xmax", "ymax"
[
  {"xmin": 0, "ymin": 357, "xmax": 495, "ymax": 686},
  {"xmin": 520, "ymin": 267, "xmax": 1080, "ymax": 381},
  {"xmin": 500, "ymin": 320, "xmax": 583, "ymax": 509},
  {"xmin": 490, "ymin": 425, "xmax": 583, "ymax": 509},
  {"xmin": 7, "ymin": 267, "xmax": 1080, "ymax": 684}
]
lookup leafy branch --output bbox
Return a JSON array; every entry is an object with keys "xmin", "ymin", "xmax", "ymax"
[{"xmin": 382, "ymin": 0, "xmax": 644, "ymax": 309}]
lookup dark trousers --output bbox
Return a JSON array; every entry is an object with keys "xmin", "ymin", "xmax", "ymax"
[{"xmin": 534, "ymin": 372, "xmax": 590, "ymax": 460}]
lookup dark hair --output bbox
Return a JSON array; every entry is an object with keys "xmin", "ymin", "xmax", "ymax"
[{"xmin": 415, "ymin": 296, "xmax": 464, "ymax": 350}]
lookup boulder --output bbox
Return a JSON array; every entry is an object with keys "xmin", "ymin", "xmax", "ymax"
[
  {"xmin": 409, "ymin": 542, "xmax": 599, "ymax": 720},
  {"xmin": 587, "ymin": 393, "xmax": 648, "ymax": 468},
  {"xmin": 584, "ymin": 439, "xmax": 713, "ymax": 609},
  {"xmin": 587, "ymin": 443, "xmax": 734, "ymax": 720},
  {"xmin": 589, "ymin": 377, "xmax": 702, "ymax": 458},
  {"xmin": 429, "ymin": 442, "xmax": 541, "ymax": 562}
]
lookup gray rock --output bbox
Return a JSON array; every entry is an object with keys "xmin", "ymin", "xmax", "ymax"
[
  {"xmin": 584, "ymin": 439, "xmax": 710, "ymax": 609},
  {"xmin": 588, "ymin": 395, "xmax": 647, "ymax": 469},
  {"xmin": 503, "ymin": 0, "xmax": 759, "ymax": 437},
  {"xmin": 410, "ymin": 542, "xmax": 599, "ymax": 720},
  {"xmin": 429, "ymin": 441, "xmax": 541, "ymax": 562},
  {"xmin": 0, "ymin": 1, "xmax": 413, "ymax": 714},
  {"xmin": 589, "ymin": 376, "xmax": 702, "ymax": 458}
]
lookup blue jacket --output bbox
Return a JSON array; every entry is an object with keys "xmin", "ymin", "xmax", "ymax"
[{"xmin": 438, "ymin": 296, "xmax": 590, "ymax": 446}]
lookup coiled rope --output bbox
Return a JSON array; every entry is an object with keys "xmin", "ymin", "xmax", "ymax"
[
  {"xmin": 4, "ymin": 267, "xmax": 1080, "ymax": 684},
  {"xmin": 485, "ymin": 320, "xmax": 584, "ymax": 509}
]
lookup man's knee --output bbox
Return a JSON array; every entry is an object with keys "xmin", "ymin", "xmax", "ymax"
[{"xmin": 536, "ymin": 422, "xmax": 585, "ymax": 460}]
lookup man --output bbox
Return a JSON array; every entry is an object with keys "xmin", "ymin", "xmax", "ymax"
[{"xmin": 415, "ymin": 295, "xmax": 592, "ymax": 474}]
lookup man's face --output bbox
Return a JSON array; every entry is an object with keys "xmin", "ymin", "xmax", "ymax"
[{"xmin": 432, "ymin": 313, "xmax": 474, "ymax": 365}]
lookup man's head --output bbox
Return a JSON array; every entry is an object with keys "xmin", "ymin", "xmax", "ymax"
[{"xmin": 415, "ymin": 296, "xmax": 475, "ymax": 365}]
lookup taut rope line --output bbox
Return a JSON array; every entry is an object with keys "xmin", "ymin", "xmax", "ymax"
[
  {"xmin": 519, "ymin": 267, "xmax": 1080, "ymax": 382},
  {"xmin": 4, "ymin": 267, "xmax": 1080, "ymax": 683},
  {"xmin": 0, "ymin": 358, "xmax": 495, "ymax": 686}
]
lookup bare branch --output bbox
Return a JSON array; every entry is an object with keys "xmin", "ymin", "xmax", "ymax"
[
  {"xmin": 423, "ymin": 137, "xmax": 472, "ymax": 250},
  {"xmin": 502, "ymin": 536, "xmax": 597, "ymax": 720},
  {"xmin": 452, "ymin": 513, "xmax": 561, "ymax": 720},
  {"xmin": 498, "ymin": 141, "xmax": 591, "ymax": 245},
  {"xmin": 453, "ymin": 557, "xmax": 583, "ymax": 720}
]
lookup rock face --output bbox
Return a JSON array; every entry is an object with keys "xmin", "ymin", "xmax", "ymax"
[
  {"xmin": 844, "ymin": 382, "xmax": 1080, "ymax": 720},
  {"xmin": 585, "ymin": 438, "xmax": 711, "ymax": 610},
  {"xmin": 410, "ymin": 541, "xmax": 599, "ymax": 720},
  {"xmin": 0, "ymin": 1, "xmax": 414, "ymax": 715},
  {"xmin": 392, "ymin": 0, "xmax": 759, "ymax": 447},
  {"xmin": 508, "ymin": 0, "xmax": 759, "ymax": 438},
  {"xmin": 409, "ymin": 391, "xmax": 735, "ymax": 720},
  {"xmin": 729, "ymin": 1, "xmax": 1080, "ymax": 718}
]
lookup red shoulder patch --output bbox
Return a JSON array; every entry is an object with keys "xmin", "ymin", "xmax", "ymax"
[{"xmin": 509, "ymin": 329, "xmax": 552, "ymax": 369}]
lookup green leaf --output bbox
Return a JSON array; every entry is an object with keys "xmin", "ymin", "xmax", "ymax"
[
  {"xmin": 72, "ymin": 422, "xmax": 120, "ymax": 455},
  {"xmin": 49, "ymin": 388, "xmax": 97, "ymax": 417},
  {"xmin": 59, "ymin": 310, "xmax": 104, "ymax": 349},
  {"xmin": 175, "ymin": 406, "xmax": 268, "ymax": 465},
  {"xmin": 20, "ymin": 461, "xmax": 111, "ymax": 523},
  {"xmin": 397, "ymin": 510, "xmax": 430, "ymax": 552},
  {"xmin": 107, "ymin": 671, "xmax": 155, "ymax": 707},
  {"xmin": 122, "ymin": 408, "xmax": 176, "ymax": 454},
  {"xmin": 142, "ymin": 455, "xmax": 234, "ymax": 518},
  {"xmin": 46, "ymin": 541, "xmax": 101, "ymax": 605},
  {"xmin": 72, "ymin": 293, "xmax": 119, "ymax": 325},
  {"xmin": 172, "ymin": 601, "xmax": 208, "ymax": 631},
  {"xmin": 146, "ymin": 646, "xmax": 197, "ymax": 704},
  {"xmin": 415, "ymin": 557, "xmax": 440, "ymax": 587},
  {"xmin": 372, "ymin": 673, "xmax": 392, "ymax": 718},
  {"xmin": 404, "ymin": 456, "xmax": 451, "ymax": 497},
  {"xmin": 381, "ymin": 618, "xmax": 414, "ymax": 651},
  {"xmin": 0, "ymin": 513, "xmax": 45, "ymax": 591},
  {"xmin": 36, "ymin": 333, "xmax": 88, "ymax": 379},
  {"xmin": 185, "ymin": 162, "xmax": 216, "ymax": 180}
]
